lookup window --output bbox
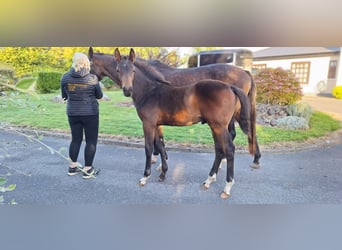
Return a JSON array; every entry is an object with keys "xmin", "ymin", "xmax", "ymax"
[
  {"xmin": 252, "ymin": 64, "xmax": 266, "ymax": 74},
  {"xmin": 199, "ymin": 53, "xmax": 234, "ymax": 66},
  {"xmin": 328, "ymin": 60, "xmax": 337, "ymax": 79},
  {"xmin": 291, "ymin": 62, "xmax": 310, "ymax": 84}
]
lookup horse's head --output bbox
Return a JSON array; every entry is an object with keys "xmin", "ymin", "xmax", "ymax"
[
  {"xmin": 88, "ymin": 47, "xmax": 103, "ymax": 80},
  {"xmin": 88, "ymin": 47, "xmax": 122, "ymax": 87},
  {"xmin": 114, "ymin": 48, "xmax": 136, "ymax": 97}
]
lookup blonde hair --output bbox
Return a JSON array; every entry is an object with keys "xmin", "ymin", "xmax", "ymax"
[{"xmin": 72, "ymin": 52, "xmax": 91, "ymax": 72}]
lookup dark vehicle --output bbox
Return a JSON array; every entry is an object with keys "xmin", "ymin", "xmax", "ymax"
[{"xmin": 188, "ymin": 49, "xmax": 253, "ymax": 71}]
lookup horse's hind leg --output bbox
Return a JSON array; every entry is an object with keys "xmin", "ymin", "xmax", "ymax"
[
  {"xmin": 220, "ymin": 133, "xmax": 235, "ymax": 199},
  {"xmin": 251, "ymin": 138, "xmax": 261, "ymax": 169},
  {"xmin": 219, "ymin": 120, "xmax": 236, "ymax": 169},
  {"xmin": 152, "ymin": 140, "xmax": 160, "ymax": 164},
  {"xmin": 152, "ymin": 126, "xmax": 168, "ymax": 165},
  {"xmin": 228, "ymin": 119, "xmax": 237, "ymax": 141},
  {"xmin": 203, "ymin": 127, "xmax": 226, "ymax": 189},
  {"xmin": 154, "ymin": 129, "xmax": 169, "ymax": 182}
]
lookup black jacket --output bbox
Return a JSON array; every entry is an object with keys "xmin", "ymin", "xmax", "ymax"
[{"xmin": 61, "ymin": 68, "xmax": 103, "ymax": 116}]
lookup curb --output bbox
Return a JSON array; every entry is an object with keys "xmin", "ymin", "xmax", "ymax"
[{"xmin": 2, "ymin": 125, "xmax": 342, "ymax": 154}]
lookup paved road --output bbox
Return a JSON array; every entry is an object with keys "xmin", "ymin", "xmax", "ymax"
[{"xmin": 1, "ymin": 127, "xmax": 342, "ymax": 204}]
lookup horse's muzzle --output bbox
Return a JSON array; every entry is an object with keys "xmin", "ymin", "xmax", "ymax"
[{"xmin": 123, "ymin": 87, "xmax": 132, "ymax": 97}]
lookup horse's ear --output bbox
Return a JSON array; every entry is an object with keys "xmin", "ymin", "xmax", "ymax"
[
  {"xmin": 88, "ymin": 47, "xmax": 93, "ymax": 59},
  {"xmin": 114, "ymin": 48, "xmax": 121, "ymax": 62},
  {"xmin": 129, "ymin": 48, "xmax": 135, "ymax": 62}
]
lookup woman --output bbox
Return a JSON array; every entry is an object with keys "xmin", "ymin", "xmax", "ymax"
[{"xmin": 61, "ymin": 52, "xmax": 103, "ymax": 178}]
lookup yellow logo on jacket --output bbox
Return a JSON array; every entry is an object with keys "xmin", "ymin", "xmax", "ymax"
[{"xmin": 67, "ymin": 83, "xmax": 87, "ymax": 91}]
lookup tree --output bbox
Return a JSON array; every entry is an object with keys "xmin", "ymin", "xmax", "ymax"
[{"xmin": 0, "ymin": 47, "xmax": 186, "ymax": 79}]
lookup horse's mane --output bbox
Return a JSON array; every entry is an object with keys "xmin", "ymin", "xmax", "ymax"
[
  {"xmin": 93, "ymin": 52, "xmax": 113, "ymax": 58},
  {"xmin": 146, "ymin": 59, "xmax": 175, "ymax": 70},
  {"xmin": 134, "ymin": 58, "xmax": 170, "ymax": 85}
]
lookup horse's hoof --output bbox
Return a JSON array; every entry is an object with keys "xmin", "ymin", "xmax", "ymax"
[
  {"xmin": 220, "ymin": 191, "xmax": 230, "ymax": 199},
  {"xmin": 158, "ymin": 175, "xmax": 165, "ymax": 182},
  {"xmin": 151, "ymin": 155, "xmax": 158, "ymax": 164},
  {"xmin": 250, "ymin": 163, "xmax": 260, "ymax": 169},
  {"xmin": 156, "ymin": 164, "xmax": 162, "ymax": 172},
  {"xmin": 139, "ymin": 176, "xmax": 150, "ymax": 186},
  {"xmin": 202, "ymin": 183, "xmax": 210, "ymax": 190}
]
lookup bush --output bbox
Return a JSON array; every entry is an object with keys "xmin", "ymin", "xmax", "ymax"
[
  {"xmin": 36, "ymin": 72, "xmax": 62, "ymax": 93},
  {"xmin": 276, "ymin": 116, "xmax": 309, "ymax": 130},
  {"xmin": 254, "ymin": 68, "xmax": 303, "ymax": 105},
  {"xmin": 100, "ymin": 76, "xmax": 118, "ymax": 89},
  {"xmin": 0, "ymin": 64, "xmax": 16, "ymax": 91},
  {"xmin": 332, "ymin": 86, "xmax": 342, "ymax": 99},
  {"xmin": 288, "ymin": 102, "xmax": 313, "ymax": 122}
]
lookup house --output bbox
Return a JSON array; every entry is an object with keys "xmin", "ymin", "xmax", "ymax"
[{"xmin": 252, "ymin": 47, "xmax": 342, "ymax": 95}]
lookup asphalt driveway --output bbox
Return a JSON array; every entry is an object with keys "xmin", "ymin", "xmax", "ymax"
[{"xmin": 1, "ymin": 126, "xmax": 341, "ymax": 204}]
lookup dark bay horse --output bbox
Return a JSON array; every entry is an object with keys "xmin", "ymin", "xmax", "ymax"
[
  {"xmin": 88, "ymin": 47, "xmax": 122, "ymax": 85},
  {"xmin": 114, "ymin": 48, "xmax": 253, "ymax": 199},
  {"xmin": 88, "ymin": 47, "xmax": 261, "ymax": 168}
]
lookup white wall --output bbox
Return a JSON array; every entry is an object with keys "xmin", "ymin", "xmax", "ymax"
[{"xmin": 254, "ymin": 56, "xmax": 337, "ymax": 95}]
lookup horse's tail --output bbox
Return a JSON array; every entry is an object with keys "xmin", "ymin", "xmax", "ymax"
[
  {"xmin": 230, "ymin": 85, "xmax": 254, "ymax": 155},
  {"xmin": 245, "ymin": 70, "xmax": 257, "ymax": 155}
]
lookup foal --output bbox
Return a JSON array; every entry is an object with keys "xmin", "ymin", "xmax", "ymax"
[{"xmin": 115, "ymin": 48, "xmax": 252, "ymax": 199}]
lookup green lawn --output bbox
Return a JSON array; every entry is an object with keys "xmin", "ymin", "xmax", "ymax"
[
  {"xmin": 15, "ymin": 77, "xmax": 36, "ymax": 90},
  {"xmin": 0, "ymin": 89, "xmax": 341, "ymax": 147}
]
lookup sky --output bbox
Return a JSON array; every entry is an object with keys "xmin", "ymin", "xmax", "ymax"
[{"xmin": 176, "ymin": 47, "xmax": 268, "ymax": 57}]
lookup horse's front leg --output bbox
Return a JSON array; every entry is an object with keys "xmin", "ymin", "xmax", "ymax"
[{"xmin": 139, "ymin": 124, "xmax": 156, "ymax": 186}]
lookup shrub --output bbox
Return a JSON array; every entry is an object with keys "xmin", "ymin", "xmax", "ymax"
[
  {"xmin": 332, "ymin": 86, "xmax": 342, "ymax": 99},
  {"xmin": 254, "ymin": 67, "xmax": 303, "ymax": 105},
  {"xmin": 36, "ymin": 71, "xmax": 62, "ymax": 93},
  {"xmin": 276, "ymin": 116, "xmax": 309, "ymax": 130},
  {"xmin": 0, "ymin": 64, "xmax": 16, "ymax": 91},
  {"xmin": 100, "ymin": 76, "xmax": 118, "ymax": 89},
  {"xmin": 288, "ymin": 102, "xmax": 313, "ymax": 122}
]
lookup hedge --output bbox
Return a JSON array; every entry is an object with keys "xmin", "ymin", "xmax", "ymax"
[{"xmin": 36, "ymin": 72, "xmax": 62, "ymax": 93}]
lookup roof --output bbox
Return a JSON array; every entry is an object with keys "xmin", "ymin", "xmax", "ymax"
[
  {"xmin": 191, "ymin": 49, "xmax": 253, "ymax": 56},
  {"xmin": 253, "ymin": 47, "xmax": 340, "ymax": 59}
]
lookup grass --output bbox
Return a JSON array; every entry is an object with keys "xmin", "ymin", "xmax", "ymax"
[
  {"xmin": 15, "ymin": 77, "xmax": 36, "ymax": 90},
  {"xmin": 0, "ymin": 89, "xmax": 341, "ymax": 147}
]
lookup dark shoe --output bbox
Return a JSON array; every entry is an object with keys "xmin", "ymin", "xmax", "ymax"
[
  {"xmin": 67, "ymin": 166, "xmax": 83, "ymax": 176},
  {"xmin": 82, "ymin": 167, "xmax": 100, "ymax": 179}
]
